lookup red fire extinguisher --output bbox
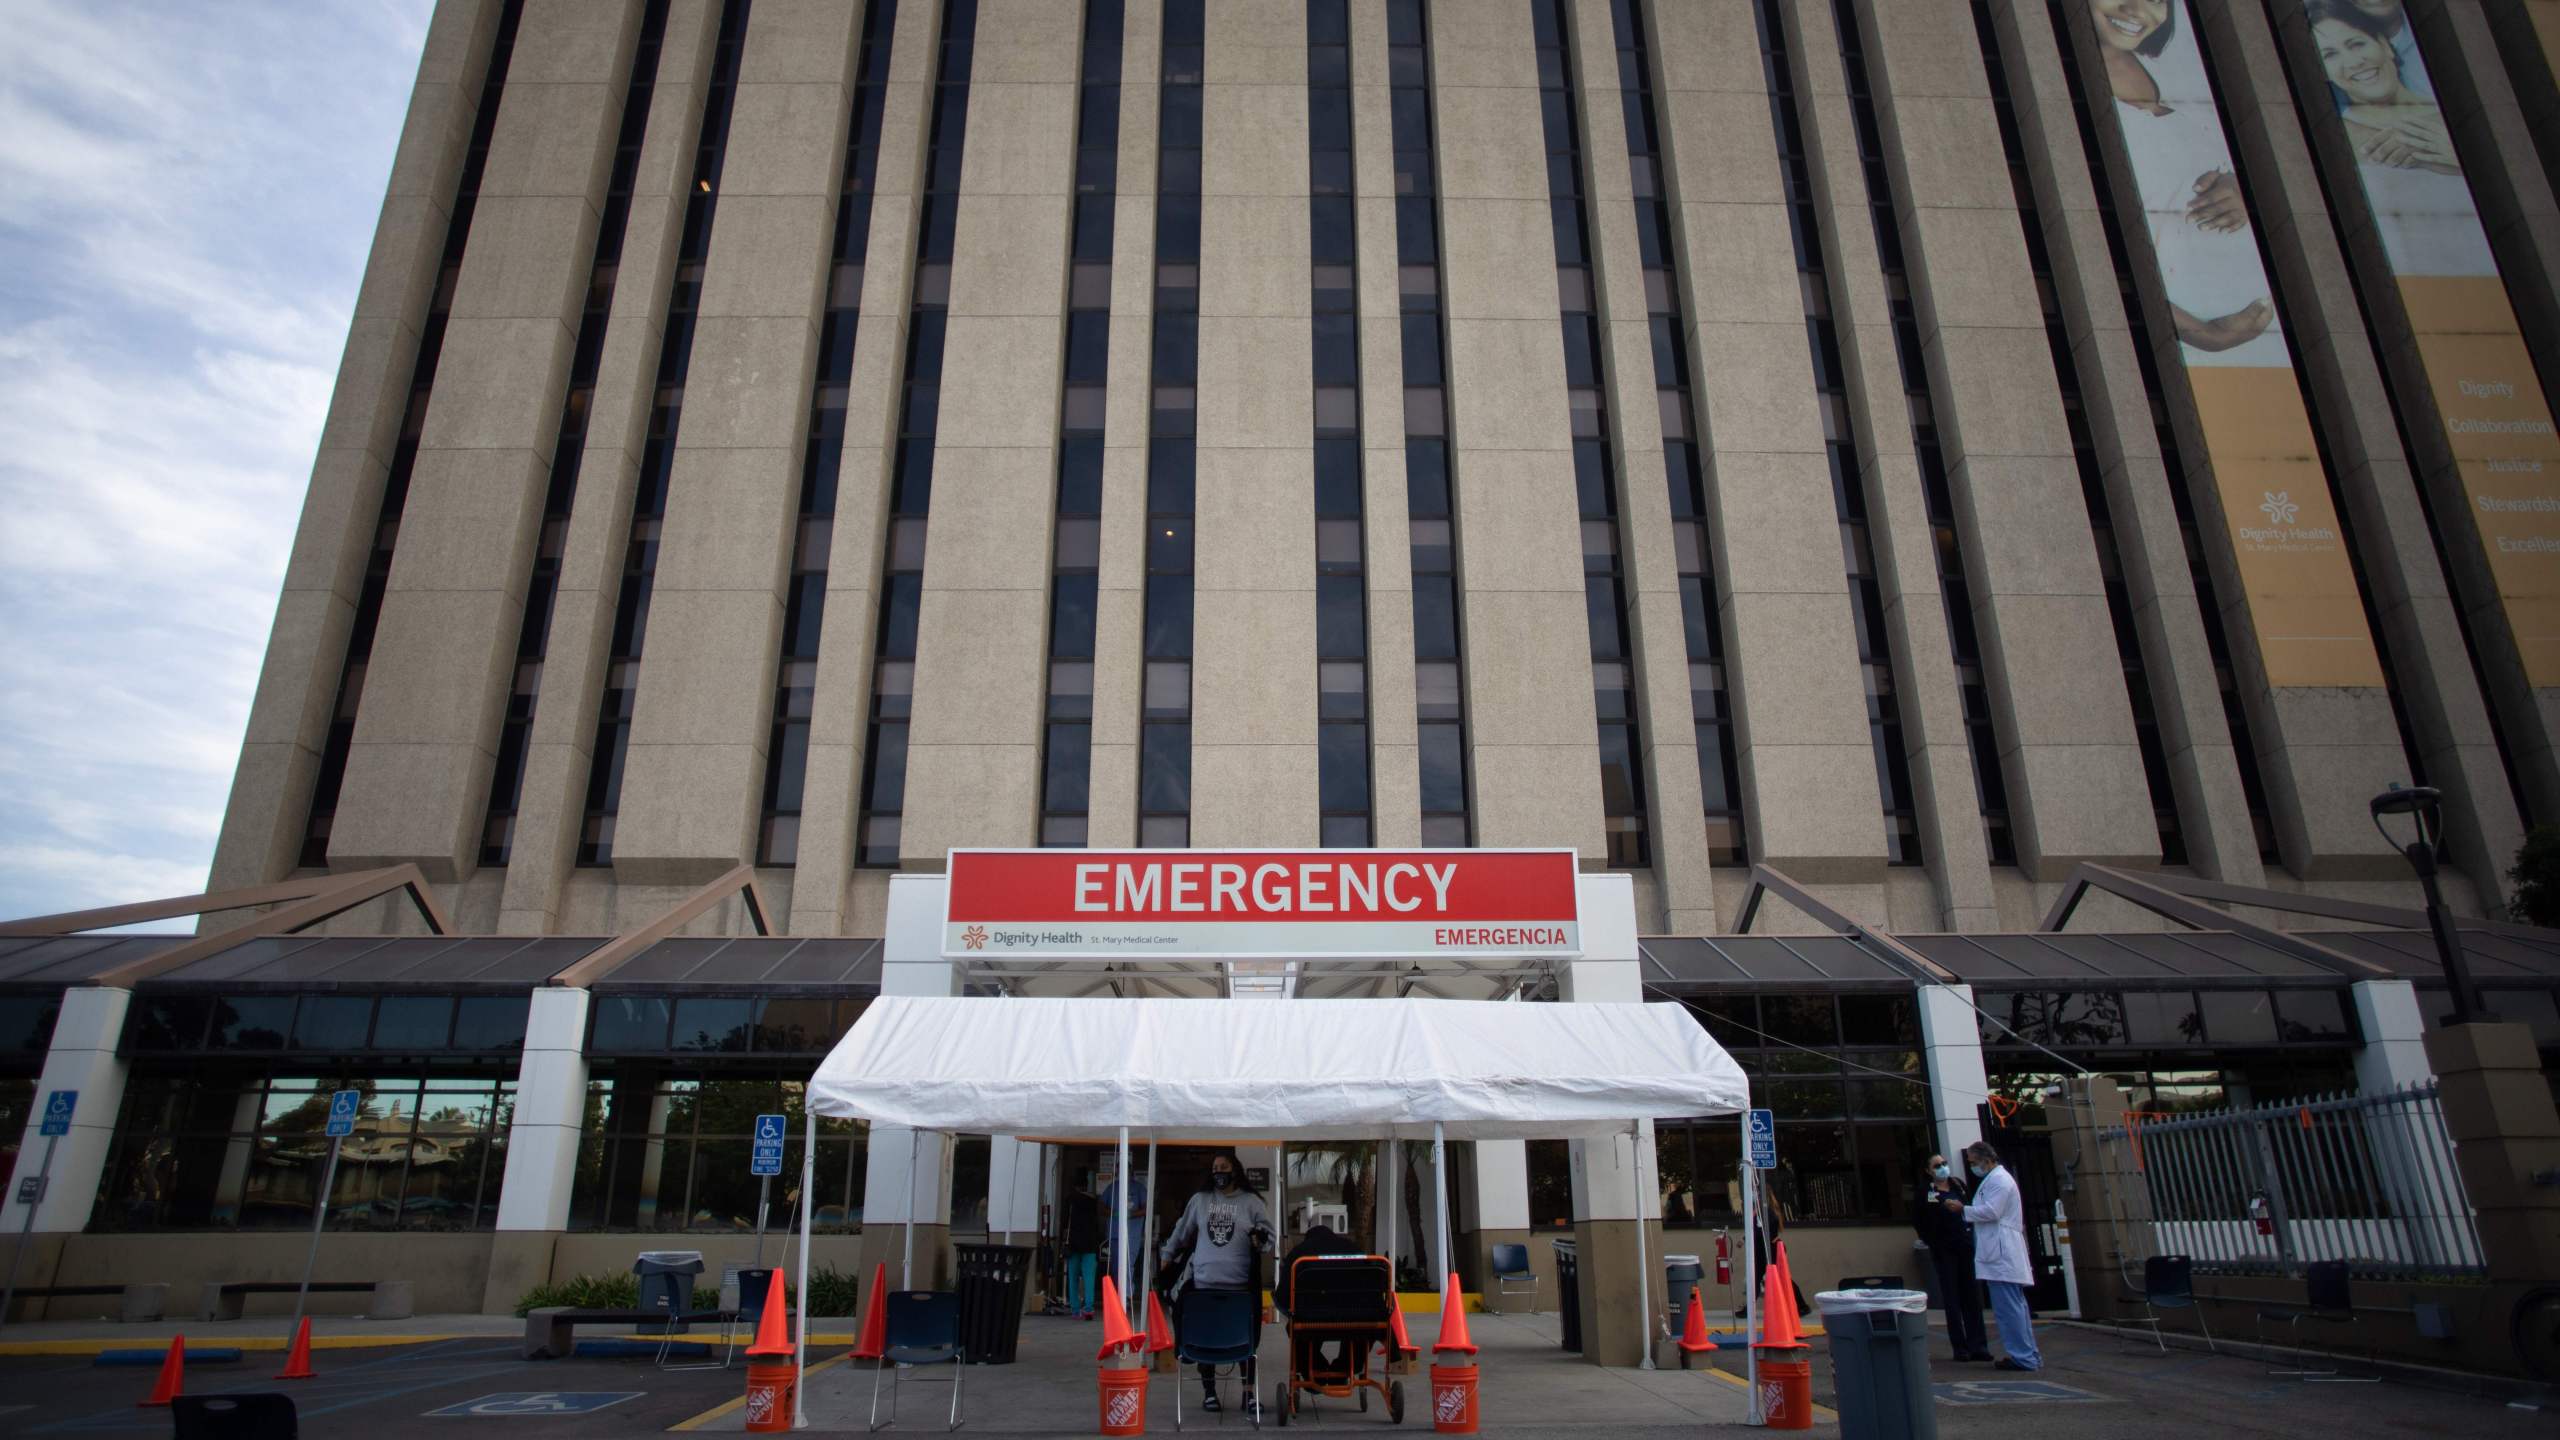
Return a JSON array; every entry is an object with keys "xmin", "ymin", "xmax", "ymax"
[
  {"xmin": 2249, "ymin": 1192, "xmax": 2272, "ymax": 1237},
  {"xmin": 1714, "ymin": 1231, "xmax": 1731, "ymax": 1286}
]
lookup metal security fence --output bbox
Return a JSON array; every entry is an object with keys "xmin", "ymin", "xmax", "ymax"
[{"xmin": 2100, "ymin": 1083, "xmax": 2483, "ymax": 1279}]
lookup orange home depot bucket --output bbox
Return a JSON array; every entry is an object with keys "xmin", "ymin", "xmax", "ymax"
[
  {"xmin": 1757, "ymin": 1355, "xmax": 1813, "ymax": 1430},
  {"xmin": 1429, "ymin": 1363, "xmax": 1479, "ymax": 1434},
  {"xmin": 1098, "ymin": 1364, "xmax": 1149, "ymax": 1436},
  {"xmin": 743, "ymin": 1359, "xmax": 795, "ymax": 1434}
]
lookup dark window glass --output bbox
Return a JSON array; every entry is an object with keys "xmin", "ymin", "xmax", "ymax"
[
  {"xmin": 1319, "ymin": 724, "xmax": 1370, "ymax": 811},
  {"xmin": 290, "ymin": 996, "xmax": 371, "ymax": 1050},
  {"xmin": 373, "ymin": 995, "xmax": 455, "ymax": 1051},
  {"xmin": 452, "ymin": 995, "xmax": 530, "ymax": 1051},
  {"xmin": 671, "ymin": 997, "xmax": 754, "ymax": 1053},
  {"xmin": 1418, "ymin": 721, "xmax": 1466, "ymax": 812},
  {"xmin": 210, "ymin": 997, "xmax": 294, "ymax": 1050},
  {"xmin": 591, "ymin": 996, "xmax": 672, "ymax": 1052}
]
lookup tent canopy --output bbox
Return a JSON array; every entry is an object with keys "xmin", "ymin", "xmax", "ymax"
[{"xmin": 805, "ymin": 995, "xmax": 1748, "ymax": 1140}]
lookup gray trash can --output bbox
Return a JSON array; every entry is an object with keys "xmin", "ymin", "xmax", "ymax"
[
  {"xmin": 1814, "ymin": 1288, "xmax": 1935, "ymax": 1440},
  {"xmin": 1552, "ymin": 1239, "xmax": 1581, "ymax": 1352},
  {"xmin": 633, "ymin": 1250, "xmax": 706, "ymax": 1334},
  {"xmin": 1663, "ymin": 1255, "xmax": 1704, "ymax": 1327}
]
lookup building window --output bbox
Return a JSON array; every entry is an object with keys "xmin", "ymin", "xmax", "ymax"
[
  {"xmin": 1309, "ymin": 0, "xmax": 1372, "ymax": 848},
  {"xmin": 480, "ymin": 2, "xmax": 674, "ymax": 866},
  {"xmin": 1138, "ymin": 0, "xmax": 1205, "ymax": 849},
  {"xmin": 1537, "ymin": 1, "xmax": 1649, "ymax": 870},
  {"xmin": 1673, "ymin": 991, "xmax": 1928, "ymax": 1224},
  {"xmin": 1037, "ymin": 0, "xmax": 1123, "ymax": 850},
  {"xmin": 856, "ymin": 0, "xmax": 980, "ymax": 867},
  {"xmin": 569, "ymin": 1070, "xmax": 863, "ymax": 1233},
  {"xmin": 94, "ymin": 1068, "xmax": 514, "ymax": 1233},
  {"xmin": 304, "ymin": 0, "xmax": 528, "ymax": 868},
  {"xmin": 1754, "ymin": 0, "xmax": 1922, "ymax": 866},
  {"xmin": 580, "ymin": 0, "xmax": 752, "ymax": 866},
  {"xmin": 1393, "ymin": 0, "xmax": 1471, "ymax": 848}
]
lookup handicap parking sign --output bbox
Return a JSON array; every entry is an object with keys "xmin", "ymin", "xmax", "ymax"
[
  {"xmin": 426, "ymin": 1392, "xmax": 643, "ymax": 1417},
  {"xmin": 1746, "ymin": 1108, "xmax": 1776, "ymax": 1169},
  {"xmin": 751, "ymin": 1113, "xmax": 786, "ymax": 1176},
  {"xmin": 325, "ymin": 1089, "xmax": 363, "ymax": 1138},
  {"xmin": 38, "ymin": 1090, "xmax": 75, "ymax": 1137}
]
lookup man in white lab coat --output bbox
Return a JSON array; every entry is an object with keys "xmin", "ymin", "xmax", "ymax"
[{"xmin": 1943, "ymin": 1139, "xmax": 2040, "ymax": 1370}]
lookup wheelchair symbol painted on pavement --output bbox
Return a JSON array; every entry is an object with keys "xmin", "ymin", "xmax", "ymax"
[{"xmin": 426, "ymin": 1391, "xmax": 644, "ymax": 1416}]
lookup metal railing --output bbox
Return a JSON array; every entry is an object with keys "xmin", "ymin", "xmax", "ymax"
[{"xmin": 2099, "ymin": 1083, "xmax": 2483, "ymax": 1279}]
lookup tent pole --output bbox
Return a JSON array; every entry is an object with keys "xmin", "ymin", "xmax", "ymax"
[
  {"xmin": 1142, "ymin": 1132, "xmax": 1159, "ymax": 1306},
  {"xmin": 1741, "ymin": 1113, "xmax": 1759, "ymax": 1425},
  {"xmin": 1114, "ymin": 1127, "xmax": 1132, "ymax": 1320},
  {"xmin": 1631, "ymin": 1121, "xmax": 1655, "ymax": 1371},
  {"xmin": 1430, "ymin": 1122, "xmax": 1450, "ymax": 1295},
  {"xmin": 1271, "ymin": 1143, "xmax": 1286, "ymax": 1298},
  {"xmin": 903, "ymin": 1128, "xmax": 917, "ymax": 1290},
  {"xmin": 796, "ymin": 1108, "xmax": 814, "ymax": 1431},
  {"xmin": 1381, "ymin": 1137, "xmax": 1399, "ymax": 1272}
]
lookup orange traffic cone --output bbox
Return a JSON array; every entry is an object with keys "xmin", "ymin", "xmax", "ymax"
[
  {"xmin": 1774, "ymin": 1239, "xmax": 1798, "ymax": 1316},
  {"xmin": 1096, "ymin": 1276, "xmax": 1141, "ymax": 1359},
  {"xmin": 745, "ymin": 1267, "xmax": 793, "ymax": 1358},
  {"xmin": 1677, "ymin": 1289, "xmax": 1718, "ymax": 1353},
  {"xmin": 1752, "ymin": 1264, "xmax": 1804, "ymax": 1350},
  {"xmin": 139, "ymin": 1334, "xmax": 185, "ymax": 1407},
  {"xmin": 275, "ymin": 1316, "xmax": 317, "ymax": 1379},
  {"xmin": 1431, "ymin": 1274, "xmax": 1476, "ymax": 1356},
  {"xmin": 851, "ymin": 1262, "xmax": 888, "ymax": 1361},
  {"xmin": 1388, "ymin": 1296, "xmax": 1416, "ymax": 1360},
  {"xmin": 1143, "ymin": 1288, "xmax": 1174, "ymax": 1354}
]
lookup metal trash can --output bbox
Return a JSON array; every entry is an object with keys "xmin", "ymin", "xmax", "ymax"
[
  {"xmin": 954, "ymin": 1243, "xmax": 1034, "ymax": 1364},
  {"xmin": 1814, "ymin": 1289, "xmax": 1936, "ymax": 1440},
  {"xmin": 1553, "ymin": 1238, "xmax": 1581, "ymax": 1352},
  {"xmin": 634, "ymin": 1250, "xmax": 706, "ymax": 1334},
  {"xmin": 1664, "ymin": 1255, "xmax": 1704, "ymax": 1326}
]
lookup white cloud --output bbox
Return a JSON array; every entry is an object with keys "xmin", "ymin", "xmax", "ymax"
[{"xmin": 0, "ymin": 0, "xmax": 431, "ymax": 921}]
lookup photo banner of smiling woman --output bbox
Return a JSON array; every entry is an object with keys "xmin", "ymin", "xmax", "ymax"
[
  {"xmin": 2279, "ymin": 0, "xmax": 2560, "ymax": 685},
  {"xmin": 2077, "ymin": 0, "xmax": 2384, "ymax": 686}
]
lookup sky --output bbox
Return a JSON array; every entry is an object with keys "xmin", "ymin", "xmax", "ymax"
[{"xmin": 0, "ymin": 0, "xmax": 433, "ymax": 921}]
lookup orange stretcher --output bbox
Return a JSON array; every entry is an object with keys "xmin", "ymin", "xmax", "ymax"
[{"xmin": 1270, "ymin": 1255, "xmax": 1409, "ymax": 1426}]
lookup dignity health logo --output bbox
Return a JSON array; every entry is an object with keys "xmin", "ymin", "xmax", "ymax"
[{"xmin": 2238, "ymin": 489, "xmax": 2334, "ymax": 549}]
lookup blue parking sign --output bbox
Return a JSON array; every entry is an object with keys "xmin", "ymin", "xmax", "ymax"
[
  {"xmin": 1746, "ymin": 1108, "xmax": 1776, "ymax": 1170},
  {"xmin": 751, "ymin": 1113, "xmax": 786, "ymax": 1176},
  {"xmin": 325, "ymin": 1089, "xmax": 363, "ymax": 1138},
  {"xmin": 39, "ymin": 1090, "xmax": 75, "ymax": 1137}
]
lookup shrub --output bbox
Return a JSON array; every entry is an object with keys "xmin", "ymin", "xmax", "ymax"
[
  {"xmin": 2509, "ymin": 827, "xmax": 2560, "ymax": 928},
  {"xmin": 513, "ymin": 1271, "xmax": 640, "ymax": 1317},
  {"xmin": 806, "ymin": 1265, "xmax": 861, "ymax": 1317}
]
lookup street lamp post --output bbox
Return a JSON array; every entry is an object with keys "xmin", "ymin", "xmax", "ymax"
[{"xmin": 2369, "ymin": 784, "xmax": 2485, "ymax": 1024}]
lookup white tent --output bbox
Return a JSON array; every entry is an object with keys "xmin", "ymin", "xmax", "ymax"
[{"xmin": 786, "ymin": 996, "xmax": 1751, "ymax": 1422}]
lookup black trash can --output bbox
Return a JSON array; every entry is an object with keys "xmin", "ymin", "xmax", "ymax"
[
  {"xmin": 1815, "ymin": 1289, "xmax": 1937, "ymax": 1440},
  {"xmin": 954, "ymin": 1243, "xmax": 1034, "ymax": 1363},
  {"xmin": 1553, "ymin": 1238, "xmax": 1581, "ymax": 1352},
  {"xmin": 633, "ymin": 1250, "xmax": 706, "ymax": 1334}
]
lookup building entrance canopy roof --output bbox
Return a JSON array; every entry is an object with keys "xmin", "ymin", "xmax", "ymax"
[{"xmin": 803, "ymin": 994, "xmax": 1749, "ymax": 1140}]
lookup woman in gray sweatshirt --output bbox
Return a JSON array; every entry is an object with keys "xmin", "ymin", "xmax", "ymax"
[{"xmin": 1160, "ymin": 1151, "xmax": 1274, "ymax": 1415}]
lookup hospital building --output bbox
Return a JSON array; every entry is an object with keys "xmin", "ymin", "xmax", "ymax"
[{"xmin": 5, "ymin": 0, "xmax": 2560, "ymax": 1365}]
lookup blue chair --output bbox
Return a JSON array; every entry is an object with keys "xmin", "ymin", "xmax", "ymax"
[
  {"xmin": 2257, "ymin": 1260, "xmax": 2375, "ymax": 1381},
  {"xmin": 2129, "ymin": 1254, "xmax": 2217, "ymax": 1354},
  {"xmin": 1490, "ymin": 1243, "xmax": 1538, "ymax": 1314},
  {"xmin": 870, "ymin": 1290, "xmax": 965, "ymax": 1432},
  {"xmin": 1175, "ymin": 1287, "xmax": 1262, "ymax": 1430}
]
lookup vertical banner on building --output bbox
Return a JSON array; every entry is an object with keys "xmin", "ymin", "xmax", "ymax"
[
  {"xmin": 2285, "ymin": 3, "xmax": 2560, "ymax": 683},
  {"xmin": 2078, "ymin": 0, "xmax": 2385, "ymax": 686}
]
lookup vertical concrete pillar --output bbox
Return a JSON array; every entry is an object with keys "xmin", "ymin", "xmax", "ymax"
[
  {"xmin": 860, "ymin": 874, "xmax": 961, "ymax": 1286},
  {"xmin": 1564, "ymin": 0, "xmax": 1717, "ymax": 932},
  {"xmin": 789, "ymin": 0, "xmax": 944, "ymax": 929},
  {"xmin": 1432, "ymin": 0, "xmax": 1606, "ymax": 857},
  {"xmin": 1917, "ymin": 983, "xmax": 1989, "ymax": 1161},
  {"xmin": 1084, "ymin": 0, "xmax": 1163, "ymax": 849},
  {"xmin": 2049, "ymin": 1074, "xmax": 2147, "ymax": 1324},
  {"xmin": 1189, "ymin": 2, "xmax": 1320, "ymax": 845},
  {"xmin": 1778, "ymin": 0, "xmax": 1998, "ymax": 929},
  {"xmin": 334, "ymin": 2, "xmax": 648, "ymax": 879},
  {"xmin": 2352, "ymin": 978, "xmax": 2435, "ymax": 1094},
  {"xmin": 483, "ymin": 985, "xmax": 592, "ymax": 1308},
  {"xmin": 209, "ymin": 0, "xmax": 503, "ymax": 892},
  {"xmin": 1347, "ymin": 0, "xmax": 1421, "ymax": 847},
  {"xmin": 613, "ymin": 1, "xmax": 864, "ymax": 881},
  {"xmin": 0, "ymin": 989, "xmax": 131, "ymax": 1236},
  {"xmin": 1859, "ymin": 0, "xmax": 2157, "ymax": 881},
  {"xmin": 1559, "ymin": 873, "xmax": 1658, "ymax": 1366},
  {"xmin": 2419, "ymin": 1022, "xmax": 2560, "ymax": 1283},
  {"xmin": 1982, "ymin": 0, "xmax": 2267, "ymax": 885},
  {"xmin": 2194, "ymin": 0, "xmax": 2526, "ymax": 906},
  {"xmin": 497, "ymin": 0, "xmax": 724, "ymax": 933},
  {"xmin": 894, "ymin": 0, "xmax": 1082, "ymax": 863}
]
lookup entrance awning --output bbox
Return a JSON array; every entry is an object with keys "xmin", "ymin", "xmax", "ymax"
[{"xmin": 804, "ymin": 995, "xmax": 1747, "ymax": 1139}]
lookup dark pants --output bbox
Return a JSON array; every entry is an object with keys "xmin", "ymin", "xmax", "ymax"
[{"xmin": 1928, "ymin": 1244, "xmax": 1987, "ymax": 1358}]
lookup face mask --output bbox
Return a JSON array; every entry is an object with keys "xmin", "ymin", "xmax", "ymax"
[
  {"xmin": 1969, "ymin": 1163, "xmax": 1988, "ymax": 1179},
  {"xmin": 1932, "ymin": 1165, "xmax": 1951, "ymax": 1181},
  {"xmin": 1212, "ymin": 1171, "xmax": 1235, "ymax": 1191}
]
